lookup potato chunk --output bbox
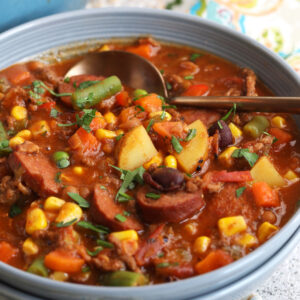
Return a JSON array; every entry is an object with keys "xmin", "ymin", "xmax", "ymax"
[
  {"xmin": 175, "ymin": 120, "xmax": 209, "ymax": 173},
  {"xmin": 250, "ymin": 156, "xmax": 285, "ymax": 187},
  {"xmin": 118, "ymin": 125, "xmax": 158, "ymax": 171}
]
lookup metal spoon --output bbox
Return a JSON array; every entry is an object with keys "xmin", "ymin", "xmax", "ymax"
[{"xmin": 66, "ymin": 50, "xmax": 300, "ymax": 113}]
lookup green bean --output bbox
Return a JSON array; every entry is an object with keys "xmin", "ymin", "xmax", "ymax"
[
  {"xmin": 243, "ymin": 116, "xmax": 269, "ymax": 138},
  {"xmin": 133, "ymin": 89, "xmax": 147, "ymax": 98},
  {"xmin": 27, "ymin": 257, "xmax": 48, "ymax": 277},
  {"xmin": 102, "ymin": 271, "xmax": 148, "ymax": 286},
  {"xmin": 72, "ymin": 76, "xmax": 122, "ymax": 109}
]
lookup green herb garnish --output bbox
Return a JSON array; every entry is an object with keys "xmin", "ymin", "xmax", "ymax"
[
  {"xmin": 146, "ymin": 193, "xmax": 161, "ymax": 199},
  {"xmin": 50, "ymin": 108, "xmax": 59, "ymax": 118},
  {"xmin": 184, "ymin": 75, "xmax": 194, "ymax": 80},
  {"xmin": 115, "ymin": 214, "xmax": 127, "ymax": 223},
  {"xmin": 221, "ymin": 103, "xmax": 237, "ymax": 121},
  {"xmin": 217, "ymin": 121, "xmax": 223, "ymax": 129},
  {"xmin": 9, "ymin": 204, "xmax": 22, "ymax": 218},
  {"xmin": 54, "ymin": 172, "xmax": 62, "ymax": 183},
  {"xmin": 190, "ymin": 53, "xmax": 202, "ymax": 62},
  {"xmin": 236, "ymin": 186, "xmax": 246, "ymax": 198},
  {"xmin": 77, "ymin": 220, "xmax": 110, "ymax": 234},
  {"xmin": 156, "ymin": 262, "xmax": 179, "ymax": 268},
  {"xmin": 160, "ymin": 110, "xmax": 166, "ymax": 120},
  {"xmin": 231, "ymin": 148, "xmax": 258, "ymax": 167},
  {"xmin": 116, "ymin": 134, "xmax": 124, "ymax": 141},
  {"xmin": 185, "ymin": 128, "xmax": 197, "ymax": 142},
  {"xmin": 135, "ymin": 105, "xmax": 145, "ymax": 112},
  {"xmin": 33, "ymin": 80, "xmax": 72, "ymax": 97},
  {"xmin": 97, "ymin": 239, "xmax": 114, "ymax": 248},
  {"xmin": 171, "ymin": 136, "xmax": 183, "ymax": 154},
  {"xmin": 56, "ymin": 218, "xmax": 77, "ymax": 227},
  {"xmin": 64, "ymin": 77, "xmax": 70, "ymax": 83},
  {"xmin": 166, "ymin": 82, "xmax": 172, "ymax": 90},
  {"xmin": 76, "ymin": 109, "xmax": 96, "ymax": 132},
  {"xmin": 87, "ymin": 247, "xmax": 103, "ymax": 257},
  {"xmin": 146, "ymin": 119, "xmax": 154, "ymax": 132},
  {"xmin": 67, "ymin": 192, "xmax": 90, "ymax": 208}
]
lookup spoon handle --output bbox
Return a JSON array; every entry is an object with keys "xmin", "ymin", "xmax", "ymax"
[{"xmin": 171, "ymin": 96, "xmax": 300, "ymax": 114}]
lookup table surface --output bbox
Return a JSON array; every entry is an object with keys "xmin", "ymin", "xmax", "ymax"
[{"xmin": 86, "ymin": 1, "xmax": 300, "ymax": 300}]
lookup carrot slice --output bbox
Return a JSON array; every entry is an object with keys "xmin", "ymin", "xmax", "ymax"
[
  {"xmin": 182, "ymin": 84, "xmax": 209, "ymax": 96},
  {"xmin": 68, "ymin": 127, "xmax": 99, "ymax": 153},
  {"xmin": 194, "ymin": 250, "xmax": 233, "ymax": 274},
  {"xmin": 269, "ymin": 127, "xmax": 292, "ymax": 144},
  {"xmin": 89, "ymin": 111, "xmax": 107, "ymax": 131},
  {"xmin": 152, "ymin": 121, "xmax": 185, "ymax": 139},
  {"xmin": 44, "ymin": 249, "xmax": 84, "ymax": 273},
  {"xmin": 211, "ymin": 170, "xmax": 252, "ymax": 183},
  {"xmin": 252, "ymin": 181, "xmax": 280, "ymax": 207},
  {"xmin": 127, "ymin": 44, "xmax": 153, "ymax": 59},
  {"xmin": 0, "ymin": 241, "xmax": 17, "ymax": 263},
  {"xmin": 135, "ymin": 94, "xmax": 162, "ymax": 113}
]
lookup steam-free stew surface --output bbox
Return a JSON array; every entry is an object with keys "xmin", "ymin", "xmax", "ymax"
[{"xmin": 0, "ymin": 38, "xmax": 299, "ymax": 285}]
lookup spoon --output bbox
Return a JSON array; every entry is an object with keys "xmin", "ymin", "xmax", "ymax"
[{"xmin": 65, "ymin": 50, "xmax": 300, "ymax": 113}]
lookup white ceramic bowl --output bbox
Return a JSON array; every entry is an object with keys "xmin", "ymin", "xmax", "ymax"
[{"xmin": 0, "ymin": 8, "xmax": 299, "ymax": 300}]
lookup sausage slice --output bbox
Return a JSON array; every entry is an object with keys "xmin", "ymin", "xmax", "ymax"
[
  {"xmin": 136, "ymin": 186, "xmax": 205, "ymax": 223},
  {"xmin": 91, "ymin": 184, "xmax": 143, "ymax": 232},
  {"xmin": 8, "ymin": 142, "xmax": 61, "ymax": 197}
]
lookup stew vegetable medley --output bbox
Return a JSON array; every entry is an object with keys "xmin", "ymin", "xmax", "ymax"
[{"xmin": 0, "ymin": 38, "xmax": 299, "ymax": 286}]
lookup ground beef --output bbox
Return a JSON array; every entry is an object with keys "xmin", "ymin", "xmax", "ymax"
[
  {"xmin": 2, "ymin": 87, "xmax": 27, "ymax": 110},
  {"xmin": 243, "ymin": 135, "xmax": 273, "ymax": 156},
  {"xmin": 0, "ymin": 176, "xmax": 20, "ymax": 205},
  {"xmin": 32, "ymin": 67, "xmax": 61, "ymax": 88},
  {"xmin": 92, "ymin": 254, "xmax": 125, "ymax": 272}
]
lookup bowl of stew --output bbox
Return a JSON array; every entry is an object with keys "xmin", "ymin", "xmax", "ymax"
[{"xmin": 0, "ymin": 7, "xmax": 299, "ymax": 300}]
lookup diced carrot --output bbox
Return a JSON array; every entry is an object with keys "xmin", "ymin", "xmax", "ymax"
[
  {"xmin": 116, "ymin": 91, "xmax": 129, "ymax": 106},
  {"xmin": 182, "ymin": 84, "xmax": 209, "ymax": 96},
  {"xmin": 135, "ymin": 93, "xmax": 163, "ymax": 113},
  {"xmin": 135, "ymin": 224, "xmax": 165, "ymax": 266},
  {"xmin": 194, "ymin": 250, "xmax": 233, "ymax": 275},
  {"xmin": 10, "ymin": 71, "xmax": 31, "ymax": 85},
  {"xmin": 38, "ymin": 101, "xmax": 56, "ymax": 112},
  {"xmin": 152, "ymin": 121, "xmax": 185, "ymax": 139},
  {"xmin": 252, "ymin": 181, "xmax": 280, "ymax": 207},
  {"xmin": 44, "ymin": 249, "xmax": 84, "ymax": 273},
  {"xmin": 0, "ymin": 241, "xmax": 17, "ymax": 263},
  {"xmin": 127, "ymin": 44, "xmax": 153, "ymax": 59},
  {"xmin": 68, "ymin": 127, "xmax": 99, "ymax": 153},
  {"xmin": 211, "ymin": 170, "xmax": 252, "ymax": 183},
  {"xmin": 269, "ymin": 127, "xmax": 292, "ymax": 144},
  {"xmin": 89, "ymin": 111, "xmax": 107, "ymax": 131}
]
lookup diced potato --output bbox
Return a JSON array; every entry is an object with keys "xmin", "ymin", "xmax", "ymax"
[
  {"xmin": 218, "ymin": 146, "xmax": 238, "ymax": 167},
  {"xmin": 175, "ymin": 120, "xmax": 209, "ymax": 173},
  {"xmin": 284, "ymin": 170, "xmax": 299, "ymax": 181},
  {"xmin": 257, "ymin": 222, "xmax": 279, "ymax": 243},
  {"xmin": 250, "ymin": 156, "xmax": 285, "ymax": 187},
  {"xmin": 118, "ymin": 125, "xmax": 158, "ymax": 171},
  {"xmin": 236, "ymin": 233, "xmax": 258, "ymax": 248}
]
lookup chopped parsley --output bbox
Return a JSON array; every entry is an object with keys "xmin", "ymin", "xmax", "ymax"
[
  {"xmin": 166, "ymin": 82, "xmax": 172, "ymax": 90},
  {"xmin": 76, "ymin": 109, "xmax": 96, "ymax": 132},
  {"xmin": 29, "ymin": 90, "xmax": 41, "ymax": 100},
  {"xmin": 231, "ymin": 148, "xmax": 258, "ymax": 167},
  {"xmin": 50, "ymin": 108, "xmax": 59, "ymax": 118},
  {"xmin": 171, "ymin": 136, "xmax": 183, "ymax": 154},
  {"xmin": 54, "ymin": 172, "xmax": 62, "ymax": 183},
  {"xmin": 236, "ymin": 186, "xmax": 246, "ymax": 198},
  {"xmin": 160, "ymin": 69, "xmax": 165, "ymax": 74},
  {"xmin": 162, "ymin": 105, "xmax": 177, "ymax": 110},
  {"xmin": 64, "ymin": 77, "xmax": 70, "ymax": 83},
  {"xmin": 9, "ymin": 204, "xmax": 22, "ymax": 218},
  {"xmin": 56, "ymin": 218, "xmax": 77, "ymax": 228},
  {"xmin": 190, "ymin": 53, "xmax": 203, "ymax": 62},
  {"xmin": 96, "ymin": 239, "xmax": 114, "ymax": 248},
  {"xmin": 185, "ymin": 128, "xmax": 197, "ymax": 142},
  {"xmin": 123, "ymin": 211, "xmax": 131, "ymax": 217},
  {"xmin": 135, "ymin": 105, "xmax": 145, "ymax": 112},
  {"xmin": 67, "ymin": 192, "xmax": 90, "ymax": 208},
  {"xmin": 146, "ymin": 119, "xmax": 154, "ymax": 132},
  {"xmin": 33, "ymin": 80, "xmax": 72, "ymax": 97},
  {"xmin": 57, "ymin": 122, "xmax": 76, "ymax": 127},
  {"xmin": 87, "ymin": 247, "xmax": 103, "ymax": 257},
  {"xmin": 221, "ymin": 103, "xmax": 237, "ymax": 121},
  {"xmin": 146, "ymin": 193, "xmax": 161, "ymax": 200},
  {"xmin": 77, "ymin": 220, "xmax": 110, "ymax": 234},
  {"xmin": 184, "ymin": 75, "xmax": 194, "ymax": 80},
  {"xmin": 217, "ymin": 121, "xmax": 223, "ymax": 129},
  {"xmin": 115, "ymin": 134, "xmax": 124, "ymax": 141},
  {"xmin": 115, "ymin": 214, "xmax": 127, "ymax": 223}
]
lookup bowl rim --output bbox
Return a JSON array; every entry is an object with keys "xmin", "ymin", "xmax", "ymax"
[{"xmin": 0, "ymin": 6, "xmax": 299, "ymax": 298}]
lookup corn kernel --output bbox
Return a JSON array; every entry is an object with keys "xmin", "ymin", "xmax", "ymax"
[
  {"xmin": 99, "ymin": 44, "xmax": 110, "ymax": 52},
  {"xmin": 9, "ymin": 136, "xmax": 25, "ymax": 148},
  {"xmin": 284, "ymin": 170, "xmax": 299, "ymax": 181},
  {"xmin": 184, "ymin": 223, "xmax": 198, "ymax": 235},
  {"xmin": 44, "ymin": 196, "xmax": 66, "ymax": 211},
  {"xmin": 149, "ymin": 111, "xmax": 172, "ymax": 121},
  {"xmin": 50, "ymin": 271, "xmax": 69, "ymax": 282},
  {"xmin": 218, "ymin": 146, "xmax": 238, "ymax": 167},
  {"xmin": 22, "ymin": 238, "xmax": 39, "ymax": 255},
  {"xmin": 29, "ymin": 120, "xmax": 50, "ymax": 137},
  {"xmin": 228, "ymin": 123, "xmax": 242, "ymax": 140},
  {"xmin": 257, "ymin": 222, "xmax": 278, "ymax": 243},
  {"xmin": 56, "ymin": 202, "xmax": 82, "ymax": 224},
  {"xmin": 164, "ymin": 155, "xmax": 177, "ymax": 169},
  {"xmin": 236, "ymin": 233, "xmax": 258, "ymax": 248},
  {"xmin": 73, "ymin": 166, "xmax": 84, "ymax": 175},
  {"xmin": 116, "ymin": 129, "xmax": 124, "ymax": 136},
  {"xmin": 218, "ymin": 216, "xmax": 247, "ymax": 237},
  {"xmin": 193, "ymin": 236, "xmax": 211, "ymax": 254},
  {"xmin": 95, "ymin": 129, "xmax": 117, "ymax": 140},
  {"xmin": 26, "ymin": 208, "xmax": 48, "ymax": 235},
  {"xmin": 143, "ymin": 152, "xmax": 164, "ymax": 169},
  {"xmin": 11, "ymin": 106, "xmax": 27, "ymax": 121},
  {"xmin": 271, "ymin": 116, "xmax": 286, "ymax": 129},
  {"xmin": 104, "ymin": 112, "xmax": 117, "ymax": 124},
  {"xmin": 16, "ymin": 129, "xmax": 32, "ymax": 140},
  {"xmin": 110, "ymin": 230, "xmax": 138, "ymax": 242}
]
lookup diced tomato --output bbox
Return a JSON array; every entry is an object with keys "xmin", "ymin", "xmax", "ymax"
[
  {"xmin": 38, "ymin": 101, "xmax": 56, "ymax": 112},
  {"xmin": 182, "ymin": 84, "xmax": 209, "ymax": 96},
  {"xmin": 135, "ymin": 93, "xmax": 162, "ymax": 113},
  {"xmin": 116, "ymin": 91, "xmax": 129, "ymax": 106},
  {"xmin": 195, "ymin": 250, "xmax": 233, "ymax": 274},
  {"xmin": 211, "ymin": 170, "xmax": 252, "ymax": 183},
  {"xmin": 0, "ymin": 241, "xmax": 17, "ymax": 263},
  {"xmin": 269, "ymin": 127, "xmax": 292, "ymax": 144},
  {"xmin": 89, "ymin": 111, "xmax": 107, "ymax": 131},
  {"xmin": 153, "ymin": 121, "xmax": 185, "ymax": 139},
  {"xmin": 68, "ymin": 127, "xmax": 99, "ymax": 153},
  {"xmin": 252, "ymin": 182, "xmax": 280, "ymax": 207},
  {"xmin": 126, "ymin": 44, "xmax": 154, "ymax": 59},
  {"xmin": 135, "ymin": 224, "xmax": 165, "ymax": 266}
]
